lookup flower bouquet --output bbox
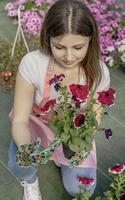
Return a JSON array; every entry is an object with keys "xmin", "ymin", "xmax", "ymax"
[{"xmin": 16, "ymin": 73, "xmax": 116, "ymax": 168}]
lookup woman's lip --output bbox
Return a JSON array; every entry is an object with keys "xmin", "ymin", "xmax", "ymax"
[{"xmin": 63, "ymin": 60, "xmax": 74, "ymax": 65}]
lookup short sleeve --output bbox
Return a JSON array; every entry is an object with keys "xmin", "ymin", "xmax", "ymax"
[
  {"xmin": 18, "ymin": 52, "xmax": 37, "ymax": 87},
  {"xmin": 95, "ymin": 61, "xmax": 110, "ymax": 92}
]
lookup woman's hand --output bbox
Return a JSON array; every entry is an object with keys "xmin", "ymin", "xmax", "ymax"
[
  {"xmin": 16, "ymin": 137, "xmax": 61, "ymax": 167},
  {"xmin": 16, "ymin": 138, "xmax": 44, "ymax": 167}
]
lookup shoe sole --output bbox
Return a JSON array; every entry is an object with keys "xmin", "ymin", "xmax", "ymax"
[{"xmin": 23, "ymin": 196, "xmax": 42, "ymax": 200}]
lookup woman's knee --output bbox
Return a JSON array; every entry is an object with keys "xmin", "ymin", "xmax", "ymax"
[
  {"xmin": 63, "ymin": 176, "xmax": 96, "ymax": 197},
  {"xmin": 8, "ymin": 154, "xmax": 38, "ymax": 183},
  {"xmin": 61, "ymin": 165, "xmax": 97, "ymax": 197}
]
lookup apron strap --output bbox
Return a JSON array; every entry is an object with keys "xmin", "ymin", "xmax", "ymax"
[{"xmin": 39, "ymin": 56, "xmax": 54, "ymax": 106}]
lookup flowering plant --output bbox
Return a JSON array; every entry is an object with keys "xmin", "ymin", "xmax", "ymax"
[
  {"xmin": 84, "ymin": 0, "xmax": 125, "ymax": 69},
  {"xmin": 0, "ymin": 67, "xmax": 16, "ymax": 93},
  {"xmin": 36, "ymin": 74, "xmax": 116, "ymax": 167},
  {"xmin": 0, "ymin": 37, "xmax": 28, "ymax": 93},
  {"xmin": 5, "ymin": 0, "xmax": 56, "ymax": 38},
  {"xmin": 98, "ymin": 164, "xmax": 125, "ymax": 200},
  {"xmin": 16, "ymin": 73, "xmax": 116, "ymax": 168},
  {"xmin": 72, "ymin": 164, "xmax": 125, "ymax": 200},
  {"xmin": 5, "ymin": 0, "xmax": 125, "ymax": 69},
  {"xmin": 0, "ymin": 32, "xmax": 40, "ymax": 93}
]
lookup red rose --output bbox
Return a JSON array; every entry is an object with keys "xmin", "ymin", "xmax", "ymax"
[
  {"xmin": 78, "ymin": 177, "xmax": 95, "ymax": 185},
  {"xmin": 69, "ymin": 84, "xmax": 89, "ymax": 102},
  {"xmin": 108, "ymin": 164, "xmax": 125, "ymax": 174},
  {"xmin": 97, "ymin": 87, "xmax": 116, "ymax": 106},
  {"xmin": 73, "ymin": 114, "xmax": 85, "ymax": 128}
]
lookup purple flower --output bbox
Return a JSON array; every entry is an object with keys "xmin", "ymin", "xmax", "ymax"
[
  {"xmin": 54, "ymin": 83, "xmax": 61, "ymax": 92},
  {"xmin": 35, "ymin": 0, "xmax": 42, "ymax": 6},
  {"xmin": 8, "ymin": 10, "xmax": 17, "ymax": 17},
  {"xmin": 67, "ymin": 103, "xmax": 72, "ymax": 109},
  {"xmin": 5, "ymin": 3, "xmax": 14, "ymax": 11},
  {"xmin": 18, "ymin": 0, "xmax": 27, "ymax": 4},
  {"xmin": 120, "ymin": 193, "xmax": 125, "ymax": 200},
  {"xmin": 103, "ymin": 128, "xmax": 112, "ymax": 140},
  {"xmin": 75, "ymin": 100, "xmax": 81, "ymax": 108},
  {"xmin": 49, "ymin": 74, "xmax": 65, "ymax": 85}
]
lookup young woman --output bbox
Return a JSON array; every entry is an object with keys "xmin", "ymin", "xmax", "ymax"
[{"xmin": 8, "ymin": 0, "xmax": 110, "ymax": 199}]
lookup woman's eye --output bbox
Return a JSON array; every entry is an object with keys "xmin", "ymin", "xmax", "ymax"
[
  {"xmin": 54, "ymin": 46, "xmax": 84, "ymax": 50},
  {"xmin": 74, "ymin": 47, "xmax": 83, "ymax": 50},
  {"xmin": 54, "ymin": 46, "xmax": 63, "ymax": 50}
]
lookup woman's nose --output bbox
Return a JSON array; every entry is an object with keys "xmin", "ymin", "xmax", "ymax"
[{"xmin": 64, "ymin": 49, "xmax": 74, "ymax": 61}]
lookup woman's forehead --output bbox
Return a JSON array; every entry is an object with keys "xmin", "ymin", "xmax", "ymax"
[{"xmin": 51, "ymin": 33, "xmax": 90, "ymax": 44}]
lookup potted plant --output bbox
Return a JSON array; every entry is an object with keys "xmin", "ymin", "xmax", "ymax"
[{"xmin": 16, "ymin": 74, "xmax": 116, "ymax": 168}]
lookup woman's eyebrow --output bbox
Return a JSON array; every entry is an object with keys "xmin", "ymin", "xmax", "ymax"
[{"xmin": 52, "ymin": 42, "xmax": 86, "ymax": 47}]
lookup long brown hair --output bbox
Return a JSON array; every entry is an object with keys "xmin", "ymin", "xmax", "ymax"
[{"xmin": 40, "ymin": 0, "xmax": 102, "ymax": 91}]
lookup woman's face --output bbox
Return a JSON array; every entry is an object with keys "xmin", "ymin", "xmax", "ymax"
[{"xmin": 50, "ymin": 33, "xmax": 90, "ymax": 69}]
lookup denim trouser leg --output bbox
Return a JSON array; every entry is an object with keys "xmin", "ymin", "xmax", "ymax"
[
  {"xmin": 61, "ymin": 165, "xmax": 96, "ymax": 197},
  {"xmin": 8, "ymin": 140, "xmax": 38, "ymax": 183}
]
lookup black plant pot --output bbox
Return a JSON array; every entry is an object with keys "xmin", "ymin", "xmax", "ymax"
[{"xmin": 62, "ymin": 143, "xmax": 75, "ymax": 159}]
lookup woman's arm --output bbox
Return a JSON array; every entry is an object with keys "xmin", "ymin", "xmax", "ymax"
[
  {"xmin": 12, "ymin": 71, "xmax": 36, "ymax": 147},
  {"xmin": 93, "ymin": 102, "xmax": 103, "ymax": 126},
  {"xmin": 93, "ymin": 83, "xmax": 110, "ymax": 126}
]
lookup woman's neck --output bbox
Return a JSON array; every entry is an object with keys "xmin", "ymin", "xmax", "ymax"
[{"xmin": 52, "ymin": 58, "xmax": 84, "ymax": 85}]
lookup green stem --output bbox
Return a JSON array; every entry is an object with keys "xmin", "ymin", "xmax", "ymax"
[
  {"xmin": 114, "ymin": 174, "xmax": 123, "ymax": 199},
  {"xmin": 94, "ymin": 104, "xmax": 103, "ymax": 113}
]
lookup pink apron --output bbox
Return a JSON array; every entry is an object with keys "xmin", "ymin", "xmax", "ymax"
[{"xmin": 9, "ymin": 56, "xmax": 97, "ymax": 168}]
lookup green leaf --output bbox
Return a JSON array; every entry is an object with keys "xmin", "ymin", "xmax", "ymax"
[
  {"xmin": 82, "ymin": 142, "xmax": 93, "ymax": 151},
  {"xmin": 25, "ymin": 2, "xmax": 36, "ymax": 10},
  {"xmin": 85, "ymin": 135, "xmax": 94, "ymax": 143},
  {"xmin": 70, "ymin": 129, "xmax": 81, "ymax": 137},
  {"xmin": 72, "ymin": 137, "xmax": 83, "ymax": 145},
  {"xmin": 61, "ymin": 132, "xmax": 70, "ymax": 143},
  {"xmin": 68, "ymin": 140, "xmax": 79, "ymax": 152},
  {"xmin": 64, "ymin": 124, "xmax": 69, "ymax": 134},
  {"xmin": 0, "ymin": 65, "xmax": 4, "ymax": 72}
]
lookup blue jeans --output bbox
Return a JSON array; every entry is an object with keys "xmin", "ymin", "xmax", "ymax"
[{"xmin": 8, "ymin": 140, "xmax": 97, "ymax": 197}]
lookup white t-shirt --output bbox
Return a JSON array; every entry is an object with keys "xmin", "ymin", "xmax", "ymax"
[{"xmin": 18, "ymin": 49, "xmax": 110, "ymax": 105}]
